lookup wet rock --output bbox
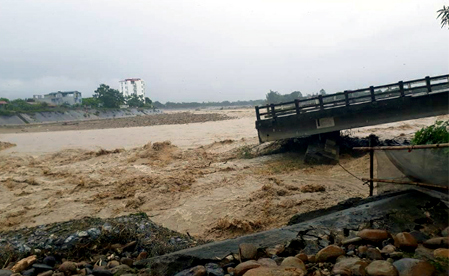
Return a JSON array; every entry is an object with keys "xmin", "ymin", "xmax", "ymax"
[
  {"xmin": 22, "ymin": 268, "xmax": 35, "ymax": 276},
  {"xmin": 414, "ymin": 245, "xmax": 435, "ymax": 261},
  {"xmin": 203, "ymin": 263, "xmax": 223, "ymax": 276},
  {"xmin": 109, "ymin": 265, "xmax": 133, "ymax": 276},
  {"xmin": 358, "ymin": 229, "xmax": 389, "ymax": 244},
  {"xmin": 389, "ymin": 252, "xmax": 404, "ymax": 259},
  {"xmin": 242, "ymin": 266, "xmax": 306, "ymax": 276},
  {"xmin": 11, "ymin": 255, "xmax": 37, "ymax": 273},
  {"xmin": 409, "ymin": 231, "xmax": 429, "ymax": 243},
  {"xmin": 394, "ymin": 233, "xmax": 418, "ymax": 251},
  {"xmin": 92, "ymin": 268, "xmax": 113, "ymax": 276},
  {"xmin": 295, "ymin": 253, "xmax": 308, "ymax": 263},
  {"xmin": 280, "ymin": 257, "xmax": 305, "ymax": 270},
  {"xmin": 273, "ymin": 257, "xmax": 285, "ymax": 266},
  {"xmin": 365, "ymin": 260, "xmax": 398, "ymax": 276},
  {"xmin": 380, "ymin": 244, "xmax": 396, "ymax": 254},
  {"xmin": 234, "ymin": 260, "xmax": 260, "ymax": 276},
  {"xmin": 43, "ymin": 256, "xmax": 56, "ymax": 268},
  {"xmin": 434, "ymin": 248, "xmax": 449, "ymax": 259},
  {"xmin": 332, "ymin": 257, "xmax": 367, "ymax": 276},
  {"xmin": 0, "ymin": 270, "xmax": 13, "ymax": 276},
  {"xmin": 58, "ymin": 262, "xmax": 77, "ymax": 276},
  {"xmin": 107, "ymin": 261, "xmax": 119, "ymax": 269},
  {"xmin": 173, "ymin": 265, "xmax": 207, "ymax": 276},
  {"xmin": 366, "ymin": 248, "xmax": 383, "ymax": 260},
  {"xmin": 342, "ymin": 237, "xmax": 363, "ymax": 245},
  {"xmin": 308, "ymin": 255, "xmax": 316, "ymax": 263},
  {"xmin": 32, "ymin": 264, "xmax": 53, "ymax": 273},
  {"xmin": 358, "ymin": 245, "xmax": 368, "ymax": 258},
  {"xmin": 442, "ymin": 226, "xmax": 449, "ymax": 237},
  {"xmin": 36, "ymin": 271, "xmax": 53, "ymax": 276},
  {"xmin": 423, "ymin": 237, "xmax": 449, "ymax": 249},
  {"xmin": 239, "ymin": 243, "xmax": 258, "ymax": 261},
  {"xmin": 257, "ymin": 258, "xmax": 277, "ymax": 267},
  {"xmin": 393, "ymin": 258, "xmax": 435, "ymax": 276},
  {"xmin": 136, "ymin": 252, "xmax": 148, "ymax": 261},
  {"xmin": 266, "ymin": 244, "xmax": 285, "ymax": 256},
  {"xmin": 316, "ymin": 245, "xmax": 345, "ymax": 262},
  {"xmin": 120, "ymin": 258, "xmax": 133, "ymax": 267}
]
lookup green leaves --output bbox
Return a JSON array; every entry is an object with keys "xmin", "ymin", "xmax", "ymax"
[
  {"xmin": 93, "ymin": 84, "xmax": 124, "ymax": 108},
  {"xmin": 437, "ymin": 5, "xmax": 449, "ymax": 29},
  {"xmin": 411, "ymin": 120, "xmax": 449, "ymax": 145}
]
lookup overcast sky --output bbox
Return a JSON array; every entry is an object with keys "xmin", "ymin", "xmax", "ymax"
[{"xmin": 0, "ymin": 0, "xmax": 448, "ymax": 102}]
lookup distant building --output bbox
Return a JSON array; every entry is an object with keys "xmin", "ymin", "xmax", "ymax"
[
  {"xmin": 33, "ymin": 91, "xmax": 82, "ymax": 105},
  {"xmin": 0, "ymin": 101, "xmax": 8, "ymax": 109},
  {"xmin": 119, "ymin": 78, "xmax": 146, "ymax": 98}
]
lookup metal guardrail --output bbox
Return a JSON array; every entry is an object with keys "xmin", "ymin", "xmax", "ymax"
[{"xmin": 255, "ymin": 74, "xmax": 449, "ymax": 121}]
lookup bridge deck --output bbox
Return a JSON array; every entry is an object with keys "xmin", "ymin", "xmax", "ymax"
[{"xmin": 255, "ymin": 74, "xmax": 449, "ymax": 142}]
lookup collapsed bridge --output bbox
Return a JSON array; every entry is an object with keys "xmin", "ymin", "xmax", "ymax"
[{"xmin": 255, "ymin": 74, "xmax": 449, "ymax": 143}]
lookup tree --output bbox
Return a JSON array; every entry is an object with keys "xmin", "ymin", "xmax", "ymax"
[
  {"xmin": 319, "ymin": 89, "xmax": 327, "ymax": 95},
  {"xmin": 93, "ymin": 84, "xmax": 124, "ymax": 108},
  {"xmin": 437, "ymin": 6, "xmax": 449, "ymax": 29},
  {"xmin": 0, "ymin": 98, "xmax": 10, "ymax": 102},
  {"xmin": 266, "ymin": 90, "xmax": 283, "ymax": 104},
  {"xmin": 82, "ymin": 97, "xmax": 100, "ymax": 107},
  {"xmin": 145, "ymin": 97, "xmax": 152, "ymax": 105},
  {"xmin": 289, "ymin": 91, "xmax": 303, "ymax": 100},
  {"xmin": 126, "ymin": 94, "xmax": 145, "ymax": 107}
]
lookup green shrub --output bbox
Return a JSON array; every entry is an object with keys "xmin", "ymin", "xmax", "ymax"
[{"xmin": 411, "ymin": 120, "xmax": 449, "ymax": 145}]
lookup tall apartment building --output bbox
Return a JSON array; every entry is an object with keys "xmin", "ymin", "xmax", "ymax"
[{"xmin": 119, "ymin": 78, "xmax": 146, "ymax": 98}]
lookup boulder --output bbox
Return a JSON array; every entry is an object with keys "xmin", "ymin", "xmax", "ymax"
[
  {"xmin": 394, "ymin": 233, "xmax": 418, "ymax": 251},
  {"xmin": 234, "ymin": 261, "xmax": 261, "ymax": 276},
  {"xmin": 204, "ymin": 263, "xmax": 224, "ymax": 276},
  {"xmin": 11, "ymin": 256, "xmax": 37, "ymax": 273},
  {"xmin": 280, "ymin": 257, "xmax": 306, "ymax": 270},
  {"xmin": 109, "ymin": 265, "xmax": 133, "ymax": 276},
  {"xmin": 393, "ymin": 258, "xmax": 435, "ymax": 276},
  {"xmin": 358, "ymin": 229, "xmax": 390, "ymax": 243},
  {"xmin": 0, "ymin": 270, "xmax": 13, "ymax": 276},
  {"xmin": 294, "ymin": 253, "xmax": 308, "ymax": 263},
  {"xmin": 380, "ymin": 244, "xmax": 396, "ymax": 254},
  {"xmin": 239, "ymin": 243, "xmax": 258, "ymax": 261},
  {"xmin": 433, "ymin": 248, "xmax": 449, "ymax": 259},
  {"xmin": 58, "ymin": 262, "xmax": 78, "ymax": 276},
  {"xmin": 365, "ymin": 260, "xmax": 398, "ymax": 276},
  {"xmin": 366, "ymin": 248, "xmax": 383, "ymax": 260},
  {"xmin": 173, "ymin": 265, "xmax": 207, "ymax": 276},
  {"xmin": 242, "ymin": 266, "xmax": 306, "ymax": 276},
  {"xmin": 332, "ymin": 257, "xmax": 368, "ymax": 276},
  {"xmin": 257, "ymin": 258, "xmax": 277, "ymax": 267},
  {"xmin": 316, "ymin": 245, "xmax": 345, "ymax": 262},
  {"xmin": 423, "ymin": 237, "xmax": 449, "ymax": 249}
]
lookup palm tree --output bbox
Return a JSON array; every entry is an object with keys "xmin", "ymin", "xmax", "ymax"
[{"xmin": 437, "ymin": 6, "xmax": 449, "ymax": 29}]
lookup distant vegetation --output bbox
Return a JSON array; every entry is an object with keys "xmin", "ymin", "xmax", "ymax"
[{"xmin": 152, "ymin": 99, "xmax": 265, "ymax": 109}]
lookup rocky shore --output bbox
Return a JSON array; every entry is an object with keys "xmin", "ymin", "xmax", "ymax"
[{"xmin": 0, "ymin": 190, "xmax": 447, "ymax": 276}]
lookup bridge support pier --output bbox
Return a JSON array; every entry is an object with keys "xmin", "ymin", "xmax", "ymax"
[{"xmin": 304, "ymin": 131, "xmax": 340, "ymax": 165}]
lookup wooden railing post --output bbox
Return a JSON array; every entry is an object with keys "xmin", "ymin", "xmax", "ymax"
[
  {"xmin": 344, "ymin": 90, "xmax": 350, "ymax": 106},
  {"xmin": 425, "ymin": 76, "xmax": 431, "ymax": 93},
  {"xmin": 255, "ymin": 106, "xmax": 260, "ymax": 121},
  {"xmin": 294, "ymin": 99, "xmax": 300, "ymax": 114},
  {"xmin": 318, "ymin": 95, "xmax": 324, "ymax": 110},
  {"xmin": 369, "ymin": 86, "xmax": 375, "ymax": 102},
  {"xmin": 398, "ymin": 81, "xmax": 404, "ymax": 97},
  {"xmin": 369, "ymin": 134, "xmax": 376, "ymax": 196},
  {"xmin": 270, "ymin": 104, "xmax": 276, "ymax": 119}
]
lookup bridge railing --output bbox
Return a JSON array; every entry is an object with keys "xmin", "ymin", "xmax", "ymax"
[{"xmin": 255, "ymin": 74, "xmax": 449, "ymax": 121}]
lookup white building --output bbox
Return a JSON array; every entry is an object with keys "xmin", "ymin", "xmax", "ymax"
[{"xmin": 119, "ymin": 78, "xmax": 146, "ymax": 98}]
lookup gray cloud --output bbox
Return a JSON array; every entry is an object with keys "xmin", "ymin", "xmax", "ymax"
[{"xmin": 0, "ymin": 0, "xmax": 448, "ymax": 102}]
